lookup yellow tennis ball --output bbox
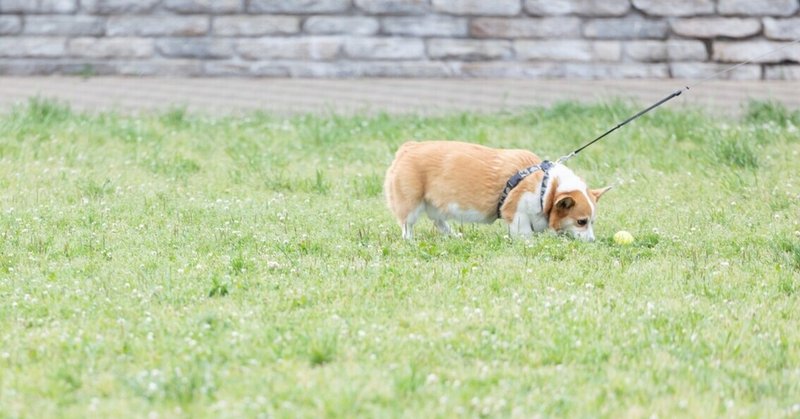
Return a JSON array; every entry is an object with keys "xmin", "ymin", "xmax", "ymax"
[{"xmin": 614, "ymin": 230, "xmax": 634, "ymax": 245}]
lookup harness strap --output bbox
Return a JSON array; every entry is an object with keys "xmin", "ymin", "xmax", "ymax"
[{"xmin": 496, "ymin": 160, "xmax": 553, "ymax": 219}]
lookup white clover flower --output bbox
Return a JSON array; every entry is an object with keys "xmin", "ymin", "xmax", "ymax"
[{"xmin": 425, "ymin": 373, "xmax": 438, "ymax": 385}]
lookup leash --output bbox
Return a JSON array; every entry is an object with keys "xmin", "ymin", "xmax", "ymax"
[
  {"xmin": 555, "ymin": 37, "xmax": 800, "ymax": 165},
  {"xmin": 497, "ymin": 38, "xmax": 800, "ymax": 219}
]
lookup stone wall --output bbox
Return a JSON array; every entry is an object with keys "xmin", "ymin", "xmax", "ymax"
[{"xmin": 0, "ymin": 0, "xmax": 798, "ymax": 78}]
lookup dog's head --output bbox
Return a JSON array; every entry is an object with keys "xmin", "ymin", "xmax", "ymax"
[{"xmin": 546, "ymin": 167, "xmax": 611, "ymax": 241}]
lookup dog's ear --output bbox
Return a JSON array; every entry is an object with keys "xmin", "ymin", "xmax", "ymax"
[
  {"xmin": 590, "ymin": 186, "xmax": 612, "ymax": 201},
  {"xmin": 555, "ymin": 195, "xmax": 575, "ymax": 211}
]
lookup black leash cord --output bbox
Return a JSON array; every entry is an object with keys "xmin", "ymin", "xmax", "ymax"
[
  {"xmin": 562, "ymin": 87, "xmax": 687, "ymax": 162},
  {"xmin": 559, "ymin": 37, "xmax": 800, "ymax": 163}
]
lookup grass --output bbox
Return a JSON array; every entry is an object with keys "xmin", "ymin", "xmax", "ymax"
[{"xmin": 1, "ymin": 97, "xmax": 799, "ymax": 418}]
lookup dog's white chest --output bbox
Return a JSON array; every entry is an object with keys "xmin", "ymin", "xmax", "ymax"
[
  {"xmin": 529, "ymin": 213, "xmax": 549, "ymax": 232},
  {"xmin": 508, "ymin": 191, "xmax": 549, "ymax": 236}
]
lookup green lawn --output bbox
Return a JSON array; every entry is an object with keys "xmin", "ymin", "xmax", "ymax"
[{"xmin": 1, "ymin": 98, "xmax": 799, "ymax": 418}]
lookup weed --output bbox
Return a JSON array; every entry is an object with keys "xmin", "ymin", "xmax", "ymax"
[
  {"xmin": 711, "ymin": 136, "xmax": 759, "ymax": 169},
  {"xmin": 744, "ymin": 100, "xmax": 800, "ymax": 128},
  {"xmin": 208, "ymin": 275, "xmax": 229, "ymax": 297},
  {"xmin": 160, "ymin": 106, "xmax": 189, "ymax": 128},
  {"xmin": 308, "ymin": 334, "xmax": 337, "ymax": 367},
  {"xmin": 774, "ymin": 236, "xmax": 800, "ymax": 271},
  {"xmin": 76, "ymin": 64, "xmax": 97, "ymax": 79},
  {"xmin": 351, "ymin": 173, "xmax": 383, "ymax": 198},
  {"xmin": 13, "ymin": 96, "xmax": 72, "ymax": 125}
]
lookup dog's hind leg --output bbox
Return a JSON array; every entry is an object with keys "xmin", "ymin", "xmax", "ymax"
[
  {"xmin": 402, "ymin": 223, "xmax": 413, "ymax": 240},
  {"xmin": 425, "ymin": 204, "xmax": 452, "ymax": 236},
  {"xmin": 401, "ymin": 203, "xmax": 425, "ymax": 240},
  {"xmin": 385, "ymin": 164, "xmax": 426, "ymax": 240},
  {"xmin": 434, "ymin": 219, "xmax": 452, "ymax": 235}
]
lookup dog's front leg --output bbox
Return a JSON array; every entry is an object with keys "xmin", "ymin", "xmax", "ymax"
[{"xmin": 508, "ymin": 213, "xmax": 534, "ymax": 238}]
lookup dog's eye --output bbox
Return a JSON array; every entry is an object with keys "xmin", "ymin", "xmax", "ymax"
[{"xmin": 577, "ymin": 219, "xmax": 588, "ymax": 227}]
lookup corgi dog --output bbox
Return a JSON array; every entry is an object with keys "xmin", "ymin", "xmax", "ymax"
[{"xmin": 384, "ymin": 141, "xmax": 611, "ymax": 241}]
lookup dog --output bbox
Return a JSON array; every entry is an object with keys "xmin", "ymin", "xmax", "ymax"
[{"xmin": 384, "ymin": 141, "xmax": 611, "ymax": 241}]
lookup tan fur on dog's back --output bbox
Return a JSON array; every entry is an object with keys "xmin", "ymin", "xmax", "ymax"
[{"xmin": 384, "ymin": 141, "xmax": 541, "ymax": 224}]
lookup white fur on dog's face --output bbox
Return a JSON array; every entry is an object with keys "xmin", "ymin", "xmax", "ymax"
[
  {"xmin": 541, "ymin": 164, "xmax": 611, "ymax": 242},
  {"xmin": 548, "ymin": 182, "xmax": 611, "ymax": 242}
]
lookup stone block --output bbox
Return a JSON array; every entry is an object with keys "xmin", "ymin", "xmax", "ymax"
[
  {"xmin": 562, "ymin": 63, "xmax": 669, "ymax": 79},
  {"xmin": 0, "ymin": 37, "xmax": 67, "ymax": 57},
  {"xmin": 524, "ymin": 0, "xmax": 629, "ymax": 16},
  {"xmin": 213, "ymin": 16, "xmax": 300, "ymax": 36},
  {"xmin": 69, "ymin": 37, "xmax": 154, "ymax": 58},
  {"xmin": 0, "ymin": 60, "xmax": 60, "ymax": 75},
  {"xmin": 3, "ymin": 60, "xmax": 108, "ymax": 76},
  {"xmin": 0, "ymin": 60, "xmax": 117, "ymax": 76},
  {"xmin": 0, "ymin": 16, "xmax": 22, "ymax": 35},
  {"xmin": 236, "ymin": 37, "xmax": 342, "ymax": 60},
  {"xmin": 583, "ymin": 16, "xmax": 668, "ymax": 39},
  {"xmin": 204, "ymin": 60, "xmax": 254, "ymax": 76},
  {"xmin": 248, "ymin": 0, "xmax": 351, "ymax": 14},
  {"xmin": 428, "ymin": 39, "xmax": 512, "ymax": 60},
  {"xmin": 344, "ymin": 37, "xmax": 425, "ymax": 59},
  {"xmin": 670, "ymin": 18, "xmax": 761, "ymax": 39},
  {"xmin": 114, "ymin": 60, "xmax": 204, "ymax": 76},
  {"xmin": 107, "ymin": 17, "xmax": 208, "ymax": 36},
  {"xmin": 590, "ymin": 41, "xmax": 622, "ymax": 61},
  {"xmin": 461, "ymin": 61, "xmax": 562, "ymax": 78},
  {"xmin": 718, "ymin": 0, "xmax": 798, "ymax": 16},
  {"xmin": 205, "ymin": 60, "xmax": 292, "ymax": 76},
  {"xmin": 382, "ymin": 16, "xmax": 468, "ymax": 37},
  {"xmin": 82, "ymin": 0, "xmax": 160, "ymax": 14},
  {"xmin": 667, "ymin": 40, "xmax": 708, "ymax": 61},
  {"xmin": 304, "ymin": 16, "xmax": 379, "ymax": 35},
  {"xmin": 432, "ymin": 0, "xmax": 521, "ymax": 16},
  {"xmin": 671, "ymin": 63, "xmax": 761, "ymax": 80},
  {"xmin": 59, "ymin": 61, "xmax": 118, "ymax": 75},
  {"xmin": 765, "ymin": 65, "xmax": 800, "ymax": 80},
  {"xmin": 253, "ymin": 62, "xmax": 303, "ymax": 76},
  {"xmin": 355, "ymin": 61, "xmax": 459, "ymax": 77},
  {"xmin": 764, "ymin": 18, "xmax": 800, "ymax": 41},
  {"xmin": 624, "ymin": 41, "xmax": 665, "ymax": 62},
  {"xmin": 515, "ymin": 40, "xmax": 621, "ymax": 61},
  {"xmin": 156, "ymin": 38, "xmax": 233, "ymax": 58},
  {"xmin": 202, "ymin": 60, "xmax": 247, "ymax": 76},
  {"xmin": 280, "ymin": 61, "xmax": 458, "ymax": 77},
  {"xmin": 162, "ymin": 0, "xmax": 243, "ymax": 13},
  {"xmin": 713, "ymin": 41, "xmax": 800, "ymax": 63},
  {"xmin": 354, "ymin": 0, "xmax": 428, "ymax": 15},
  {"xmin": 23, "ymin": 16, "xmax": 105, "ymax": 36},
  {"xmin": 624, "ymin": 40, "xmax": 707, "ymax": 62},
  {"xmin": 284, "ymin": 62, "xmax": 361, "ymax": 77},
  {"xmin": 0, "ymin": 0, "xmax": 76, "ymax": 13},
  {"xmin": 471, "ymin": 17, "xmax": 580, "ymax": 38},
  {"xmin": 632, "ymin": 0, "xmax": 714, "ymax": 16}
]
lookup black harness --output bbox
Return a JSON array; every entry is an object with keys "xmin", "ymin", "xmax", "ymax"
[{"xmin": 496, "ymin": 160, "xmax": 554, "ymax": 219}]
